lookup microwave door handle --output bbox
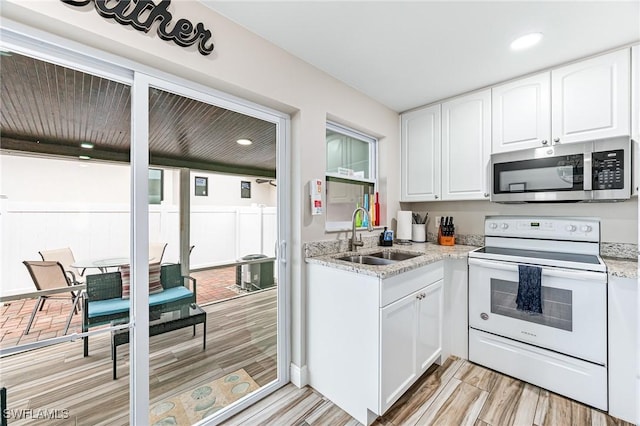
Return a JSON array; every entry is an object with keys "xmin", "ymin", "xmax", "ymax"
[{"xmin": 583, "ymin": 152, "xmax": 592, "ymax": 191}]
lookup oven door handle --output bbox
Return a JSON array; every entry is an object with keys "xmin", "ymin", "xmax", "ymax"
[{"xmin": 468, "ymin": 258, "xmax": 607, "ymax": 282}]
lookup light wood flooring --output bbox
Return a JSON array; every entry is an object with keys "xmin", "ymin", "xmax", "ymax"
[
  {"xmin": 1, "ymin": 288, "xmax": 632, "ymax": 426},
  {"xmin": 225, "ymin": 356, "xmax": 633, "ymax": 426},
  {"xmin": 0, "ymin": 289, "xmax": 277, "ymax": 425}
]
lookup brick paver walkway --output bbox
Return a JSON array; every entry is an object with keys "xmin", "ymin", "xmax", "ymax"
[{"xmin": 0, "ymin": 266, "xmax": 243, "ymax": 349}]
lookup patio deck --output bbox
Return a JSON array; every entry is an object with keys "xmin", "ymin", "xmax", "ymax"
[
  {"xmin": 0, "ymin": 287, "xmax": 277, "ymax": 425},
  {"xmin": 0, "ymin": 266, "xmax": 245, "ymax": 349}
]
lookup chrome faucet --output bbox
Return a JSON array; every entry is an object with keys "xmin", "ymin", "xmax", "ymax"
[{"xmin": 350, "ymin": 207, "xmax": 374, "ymax": 251}]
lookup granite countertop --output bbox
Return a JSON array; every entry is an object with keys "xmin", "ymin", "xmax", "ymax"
[
  {"xmin": 305, "ymin": 241, "xmax": 638, "ymax": 280},
  {"xmin": 602, "ymin": 257, "xmax": 637, "ymax": 279},
  {"xmin": 305, "ymin": 243, "xmax": 477, "ymax": 279}
]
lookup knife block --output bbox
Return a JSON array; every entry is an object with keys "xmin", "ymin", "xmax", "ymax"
[{"xmin": 437, "ymin": 228, "xmax": 455, "ymax": 246}]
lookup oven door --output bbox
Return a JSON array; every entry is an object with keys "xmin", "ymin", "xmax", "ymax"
[{"xmin": 468, "ymin": 258, "xmax": 607, "ymax": 365}]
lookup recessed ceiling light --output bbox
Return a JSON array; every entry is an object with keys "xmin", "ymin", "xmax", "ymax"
[
  {"xmin": 510, "ymin": 32, "xmax": 543, "ymax": 51},
  {"xmin": 79, "ymin": 155, "xmax": 91, "ymax": 160},
  {"xmin": 80, "ymin": 142, "xmax": 94, "ymax": 149},
  {"xmin": 237, "ymin": 138, "xmax": 253, "ymax": 146}
]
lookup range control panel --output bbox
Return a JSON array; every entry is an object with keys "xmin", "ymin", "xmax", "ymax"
[{"xmin": 485, "ymin": 216, "xmax": 600, "ymax": 242}]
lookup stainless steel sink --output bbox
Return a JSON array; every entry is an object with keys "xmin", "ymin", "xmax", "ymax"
[
  {"xmin": 368, "ymin": 251, "xmax": 421, "ymax": 261},
  {"xmin": 337, "ymin": 255, "xmax": 396, "ymax": 265}
]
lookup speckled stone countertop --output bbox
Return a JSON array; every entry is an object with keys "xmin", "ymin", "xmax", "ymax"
[
  {"xmin": 603, "ymin": 257, "xmax": 637, "ymax": 279},
  {"xmin": 305, "ymin": 240, "xmax": 637, "ymax": 280},
  {"xmin": 305, "ymin": 243, "xmax": 477, "ymax": 279}
]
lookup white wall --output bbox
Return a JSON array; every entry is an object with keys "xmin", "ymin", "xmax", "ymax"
[
  {"xmin": 0, "ymin": 155, "xmax": 277, "ymax": 295},
  {"xmin": 188, "ymin": 170, "xmax": 276, "ymax": 207},
  {"xmin": 1, "ymin": 154, "xmax": 130, "ymax": 204},
  {"xmin": 406, "ymin": 199, "xmax": 638, "ymax": 244},
  {"xmin": 1, "ymin": 1, "xmax": 400, "ymax": 376}
]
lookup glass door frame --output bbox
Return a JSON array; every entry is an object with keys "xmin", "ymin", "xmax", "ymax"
[
  {"xmin": 1, "ymin": 19, "xmax": 291, "ymax": 426},
  {"xmin": 141, "ymin": 75, "xmax": 291, "ymax": 425}
]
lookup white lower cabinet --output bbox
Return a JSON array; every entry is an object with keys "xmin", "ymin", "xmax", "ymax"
[
  {"xmin": 380, "ymin": 280, "xmax": 443, "ymax": 413},
  {"xmin": 307, "ymin": 261, "xmax": 444, "ymax": 426}
]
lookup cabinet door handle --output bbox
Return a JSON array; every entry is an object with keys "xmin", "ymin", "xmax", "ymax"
[
  {"xmin": 421, "ymin": 292, "xmax": 426, "ymax": 298},
  {"xmin": 553, "ymin": 137, "xmax": 560, "ymax": 144},
  {"xmin": 541, "ymin": 140, "xmax": 548, "ymax": 145},
  {"xmin": 484, "ymin": 193, "xmax": 489, "ymax": 198},
  {"xmin": 434, "ymin": 195, "xmax": 439, "ymax": 200}
]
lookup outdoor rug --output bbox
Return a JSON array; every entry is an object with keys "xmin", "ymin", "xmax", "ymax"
[{"xmin": 150, "ymin": 368, "xmax": 260, "ymax": 425}]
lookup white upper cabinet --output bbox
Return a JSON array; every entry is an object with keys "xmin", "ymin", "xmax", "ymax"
[
  {"xmin": 492, "ymin": 72, "xmax": 551, "ymax": 153},
  {"xmin": 400, "ymin": 47, "xmax": 633, "ymax": 201},
  {"xmin": 551, "ymin": 49, "xmax": 630, "ymax": 144},
  {"xmin": 441, "ymin": 89, "xmax": 491, "ymax": 200},
  {"xmin": 400, "ymin": 105, "xmax": 441, "ymax": 201}
]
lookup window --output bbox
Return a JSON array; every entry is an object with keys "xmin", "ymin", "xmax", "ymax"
[
  {"xmin": 149, "ymin": 168, "xmax": 163, "ymax": 204},
  {"xmin": 194, "ymin": 176, "xmax": 208, "ymax": 196},
  {"xmin": 325, "ymin": 122, "xmax": 377, "ymax": 231},
  {"xmin": 326, "ymin": 122, "xmax": 375, "ymax": 179}
]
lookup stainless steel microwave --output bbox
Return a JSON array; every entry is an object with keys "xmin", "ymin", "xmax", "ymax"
[{"xmin": 491, "ymin": 137, "xmax": 631, "ymax": 203}]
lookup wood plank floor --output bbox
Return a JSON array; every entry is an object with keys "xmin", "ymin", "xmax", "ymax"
[
  {"xmin": 225, "ymin": 357, "xmax": 633, "ymax": 426},
  {"xmin": 2, "ymin": 289, "xmax": 632, "ymax": 426},
  {"xmin": 0, "ymin": 289, "xmax": 277, "ymax": 425}
]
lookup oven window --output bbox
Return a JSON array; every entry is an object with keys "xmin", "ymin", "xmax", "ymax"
[
  {"xmin": 493, "ymin": 154, "xmax": 584, "ymax": 193},
  {"xmin": 490, "ymin": 279, "xmax": 572, "ymax": 331}
]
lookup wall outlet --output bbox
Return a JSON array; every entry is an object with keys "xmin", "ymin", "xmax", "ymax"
[{"xmin": 435, "ymin": 216, "xmax": 441, "ymax": 229}]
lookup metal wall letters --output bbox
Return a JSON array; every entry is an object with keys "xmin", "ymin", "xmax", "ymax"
[{"xmin": 61, "ymin": 0, "xmax": 215, "ymax": 56}]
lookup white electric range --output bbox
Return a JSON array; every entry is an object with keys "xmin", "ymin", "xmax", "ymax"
[{"xmin": 468, "ymin": 216, "xmax": 608, "ymax": 411}]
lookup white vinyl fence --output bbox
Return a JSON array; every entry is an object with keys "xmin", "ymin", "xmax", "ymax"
[{"xmin": 0, "ymin": 201, "xmax": 276, "ymax": 296}]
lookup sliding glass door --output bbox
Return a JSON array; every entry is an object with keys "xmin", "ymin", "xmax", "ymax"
[
  {"xmin": 140, "ymin": 80, "xmax": 286, "ymax": 425},
  {"xmin": 0, "ymin": 25, "xmax": 289, "ymax": 426},
  {"xmin": 0, "ymin": 43, "xmax": 135, "ymax": 424}
]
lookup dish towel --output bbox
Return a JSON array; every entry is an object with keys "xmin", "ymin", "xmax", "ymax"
[{"xmin": 516, "ymin": 264, "xmax": 543, "ymax": 314}]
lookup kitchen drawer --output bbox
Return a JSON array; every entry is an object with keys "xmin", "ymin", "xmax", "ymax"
[{"xmin": 381, "ymin": 261, "xmax": 443, "ymax": 307}]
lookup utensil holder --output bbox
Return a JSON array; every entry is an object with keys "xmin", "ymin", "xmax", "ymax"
[{"xmin": 411, "ymin": 224, "xmax": 426, "ymax": 242}]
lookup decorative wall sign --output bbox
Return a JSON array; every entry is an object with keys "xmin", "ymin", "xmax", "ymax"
[
  {"xmin": 195, "ymin": 176, "xmax": 208, "ymax": 196},
  {"xmin": 61, "ymin": 0, "xmax": 215, "ymax": 55}
]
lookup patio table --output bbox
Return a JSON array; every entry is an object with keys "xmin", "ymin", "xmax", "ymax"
[
  {"xmin": 71, "ymin": 256, "xmax": 155, "ymax": 273},
  {"xmin": 111, "ymin": 303, "xmax": 206, "ymax": 379}
]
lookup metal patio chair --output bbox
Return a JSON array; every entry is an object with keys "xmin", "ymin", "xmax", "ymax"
[
  {"xmin": 39, "ymin": 247, "xmax": 85, "ymax": 285},
  {"xmin": 22, "ymin": 260, "xmax": 81, "ymax": 335},
  {"xmin": 150, "ymin": 242, "xmax": 168, "ymax": 264}
]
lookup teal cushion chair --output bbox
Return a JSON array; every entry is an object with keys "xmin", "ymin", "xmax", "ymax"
[{"xmin": 82, "ymin": 263, "xmax": 196, "ymax": 356}]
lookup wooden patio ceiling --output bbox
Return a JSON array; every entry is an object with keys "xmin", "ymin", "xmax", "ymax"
[{"xmin": 0, "ymin": 51, "xmax": 277, "ymax": 178}]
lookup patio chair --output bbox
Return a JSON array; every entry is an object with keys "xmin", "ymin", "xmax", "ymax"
[
  {"xmin": 22, "ymin": 260, "xmax": 81, "ymax": 335},
  {"xmin": 150, "ymin": 242, "xmax": 168, "ymax": 264},
  {"xmin": 39, "ymin": 247, "xmax": 85, "ymax": 285}
]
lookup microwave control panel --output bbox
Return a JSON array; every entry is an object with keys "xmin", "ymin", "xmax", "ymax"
[{"xmin": 592, "ymin": 149, "xmax": 623, "ymax": 190}]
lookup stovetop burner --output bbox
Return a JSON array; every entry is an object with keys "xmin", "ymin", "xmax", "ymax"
[
  {"xmin": 474, "ymin": 246, "xmax": 601, "ymax": 265},
  {"xmin": 469, "ymin": 216, "xmax": 606, "ymax": 272}
]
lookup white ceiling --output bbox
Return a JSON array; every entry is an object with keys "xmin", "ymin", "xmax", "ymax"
[{"xmin": 202, "ymin": 1, "xmax": 640, "ymax": 113}]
